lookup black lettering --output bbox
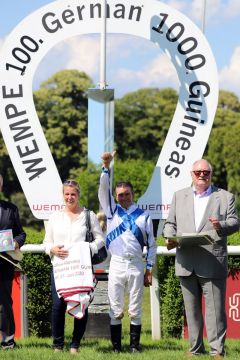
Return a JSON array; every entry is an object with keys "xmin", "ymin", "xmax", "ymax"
[
  {"xmin": 169, "ymin": 151, "xmax": 185, "ymax": 164},
  {"xmin": 114, "ymin": 4, "xmax": 125, "ymax": 19},
  {"xmin": 138, "ymin": 204, "xmax": 147, "ymax": 210},
  {"xmin": 165, "ymin": 165, "xmax": 180, "ymax": 178},
  {"xmin": 90, "ymin": 3, "xmax": 101, "ymax": 18},
  {"xmin": 166, "ymin": 23, "xmax": 184, "ymax": 42},
  {"xmin": 180, "ymin": 123, "xmax": 197, "ymax": 137},
  {"xmin": 152, "ymin": 13, "xmax": 168, "ymax": 34},
  {"xmin": 176, "ymin": 137, "xmax": 191, "ymax": 150},
  {"xmin": 17, "ymin": 139, "xmax": 39, "ymax": 158},
  {"xmin": 189, "ymin": 81, "xmax": 210, "ymax": 98},
  {"xmin": 5, "ymin": 104, "xmax": 26, "ymax": 119},
  {"xmin": 129, "ymin": 6, "xmax": 142, "ymax": 21},
  {"xmin": 186, "ymin": 100, "xmax": 202, "ymax": 114},
  {"xmin": 42, "ymin": 12, "xmax": 62, "ymax": 33},
  {"xmin": 2, "ymin": 84, "xmax": 23, "ymax": 99},
  {"xmin": 62, "ymin": 9, "xmax": 75, "ymax": 24},
  {"xmin": 22, "ymin": 158, "xmax": 47, "ymax": 181},
  {"xmin": 9, "ymin": 119, "xmax": 33, "ymax": 141},
  {"xmin": 178, "ymin": 37, "xmax": 197, "ymax": 55},
  {"xmin": 76, "ymin": 5, "xmax": 85, "ymax": 20},
  {"xmin": 185, "ymin": 54, "xmax": 206, "ymax": 70},
  {"xmin": 184, "ymin": 115, "xmax": 199, "ymax": 123}
]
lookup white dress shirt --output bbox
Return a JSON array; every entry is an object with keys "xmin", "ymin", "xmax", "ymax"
[{"xmin": 193, "ymin": 186, "xmax": 212, "ymax": 231}]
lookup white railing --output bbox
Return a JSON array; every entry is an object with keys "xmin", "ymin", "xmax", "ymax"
[
  {"xmin": 21, "ymin": 244, "xmax": 240, "ymax": 255},
  {"xmin": 20, "ymin": 244, "xmax": 240, "ymax": 339}
]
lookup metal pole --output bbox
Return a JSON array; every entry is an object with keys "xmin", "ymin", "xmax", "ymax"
[
  {"xmin": 201, "ymin": 0, "xmax": 207, "ymax": 34},
  {"xmin": 99, "ymin": 0, "xmax": 107, "ymax": 90}
]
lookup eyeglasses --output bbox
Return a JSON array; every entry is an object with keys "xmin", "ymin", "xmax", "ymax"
[
  {"xmin": 192, "ymin": 170, "xmax": 211, "ymax": 177},
  {"xmin": 63, "ymin": 180, "xmax": 80, "ymax": 193},
  {"xmin": 63, "ymin": 180, "xmax": 79, "ymax": 186}
]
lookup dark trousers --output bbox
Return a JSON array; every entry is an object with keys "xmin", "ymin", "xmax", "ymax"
[
  {"xmin": 0, "ymin": 258, "xmax": 15, "ymax": 341},
  {"xmin": 51, "ymin": 271, "xmax": 88, "ymax": 349}
]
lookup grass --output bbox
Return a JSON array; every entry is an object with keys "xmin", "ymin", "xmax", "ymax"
[
  {"xmin": 2, "ymin": 288, "xmax": 240, "ymax": 359},
  {"xmin": 2, "ymin": 336, "xmax": 240, "ymax": 359}
]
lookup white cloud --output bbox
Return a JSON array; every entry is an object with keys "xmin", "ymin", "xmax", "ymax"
[
  {"xmin": 61, "ymin": 36, "xmax": 100, "ymax": 77},
  {"xmin": 161, "ymin": 0, "xmax": 188, "ymax": 12},
  {"xmin": 219, "ymin": 46, "xmax": 240, "ymax": 96},
  {"xmin": 190, "ymin": 0, "xmax": 222, "ymax": 24},
  {"xmin": 34, "ymin": 35, "xmax": 101, "ymax": 89},
  {"xmin": 161, "ymin": 0, "xmax": 240, "ymax": 25},
  {"xmin": 224, "ymin": 0, "xmax": 240, "ymax": 18},
  {"xmin": 111, "ymin": 53, "xmax": 179, "ymax": 96}
]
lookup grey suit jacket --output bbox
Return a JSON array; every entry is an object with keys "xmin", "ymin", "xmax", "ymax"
[{"xmin": 163, "ymin": 186, "xmax": 239, "ymax": 279}]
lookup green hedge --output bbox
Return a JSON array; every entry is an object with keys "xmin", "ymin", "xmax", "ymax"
[
  {"xmin": 21, "ymin": 253, "xmax": 52, "ymax": 337},
  {"xmin": 158, "ymin": 256, "xmax": 184, "ymax": 338},
  {"xmin": 20, "ymin": 228, "xmax": 240, "ymax": 338},
  {"xmin": 21, "ymin": 228, "xmax": 52, "ymax": 337}
]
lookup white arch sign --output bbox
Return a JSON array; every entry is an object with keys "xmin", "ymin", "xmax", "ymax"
[{"xmin": 0, "ymin": 0, "xmax": 218, "ymax": 220}]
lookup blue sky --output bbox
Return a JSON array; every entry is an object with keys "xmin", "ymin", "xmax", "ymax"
[{"xmin": 1, "ymin": 0, "xmax": 240, "ymax": 163}]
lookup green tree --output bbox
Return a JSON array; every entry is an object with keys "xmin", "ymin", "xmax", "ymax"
[
  {"xmin": 34, "ymin": 69, "xmax": 94, "ymax": 181},
  {"xmin": 10, "ymin": 192, "xmax": 43, "ymax": 230},
  {"xmin": 205, "ymin": 127, "xmax": 228, "ymax": 189},
  {"xmin": 115, "ymin": 88, "xmax": 178, "ymax": 162},
  {"xmin": 114, "ymin": 158, "xmax": 155, "ymax": 201},
  {"xmin": 76, "ymin": 161, "xmax": 101, "ymax": 212},
  {"xmin": 0, "ymin": 142, "xmax": 22, "ymax": 195},
  {"xmin": 205, "ymin": 90, "xmax": 240, "ymax": 195},
  {"xmin": 75, "ymin": 159, "xmax": 155, "ymax": 211},
  {"xmin": 223, "ymin": 123, "xmax": 240, "ymax": 195}
]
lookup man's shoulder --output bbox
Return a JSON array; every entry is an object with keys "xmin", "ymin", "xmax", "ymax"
[
  {"xmin": 175, "ymin": 187, "xmax": 192, "ymax": 196},
  {"xmin": 212, "ymin": 186, "xmax": 234, "ymax": 197},
  {"xmin": 0, "ymin": 200, "xmax": 18, "ymax": 211}
]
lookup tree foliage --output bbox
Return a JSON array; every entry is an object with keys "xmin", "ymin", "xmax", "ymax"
[
  {"xmin": 0, "ymin": 67, "xmax": 239, "ymax": 224},
  {"xmin": 33, "ymin": 69, "xmax": 93, "ymax": 181},
  {"xmin": 0, "ymin": 70, "xmax": 238, "ymax": 338},
  {"xmin": 205, "ymin": 90, "xmax": 240, "ymax": 199},
  {"xmin": 114, "ymin": 158, "xmax": 155, "ymax": 201},
  {"xmin": 76, "ymin": 159, "xmax": 155, "ymax": 213},
  {"xmin": 114, "ymin": 88, "xmax": 178, "ymax": 162}
]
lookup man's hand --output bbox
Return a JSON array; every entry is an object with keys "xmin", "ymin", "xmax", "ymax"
[
  {"xmin": 101, "ymin": 151, "xmax": 116, "ymax": 169},
  {"xmin": 144, "ymin": 269, "xmax": 152, "ymax": 287},
  {"xmin": 14, "ymin": 240, "xmax": 19, "ymax": 250},
  {"xmin": 165, "ymin": 239, "xmax": 178, "ymax": 250},
  {"xmin": 209, "ymin": 217, "xmax": 221, "ymax": 231}
]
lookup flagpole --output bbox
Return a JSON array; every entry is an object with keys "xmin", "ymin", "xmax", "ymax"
[
  {"xmin": 99, "ymin": 0, "xmax": 107, "ymax": 90},
  {"xmin": 201, "ymin": 0, "xmax": 207, "ymax": 34}
]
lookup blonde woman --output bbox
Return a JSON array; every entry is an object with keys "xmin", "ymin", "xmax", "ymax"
[{"xmin": 44, "ymin": 180, "xmax": 105, "ymax": 354}]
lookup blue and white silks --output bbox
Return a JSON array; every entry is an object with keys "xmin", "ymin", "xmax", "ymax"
[{"xmin": 106, "ymin": 205, "xmax": 147, "ymax": 250}]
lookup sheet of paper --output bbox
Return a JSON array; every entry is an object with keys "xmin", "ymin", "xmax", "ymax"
[
  {"xmin": 0, "ymin": 229, "xmax": 14, "ymax": 252},
  {"xmin": 168, "ymin": 233, "xmax": 214, "ymax": 247}
]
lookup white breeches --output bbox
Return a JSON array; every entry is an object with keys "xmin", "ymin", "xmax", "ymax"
[{"xmin": 108, "ymin": 255, "xmax": 144, "ymax": 326}]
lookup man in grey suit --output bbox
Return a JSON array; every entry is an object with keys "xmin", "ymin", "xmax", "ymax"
[{"xmin": 163, "ymin": 159, "xmax": 239, "ymax": 359}]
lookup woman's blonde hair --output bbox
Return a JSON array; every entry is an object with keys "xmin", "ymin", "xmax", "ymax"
[
  {"xmin": 63, "ymin": 179, "xmax": 80, "ymax": 195},
  {"xmin": 96, "ymin": 211, "xmax": 107, "ymax": 232}
]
